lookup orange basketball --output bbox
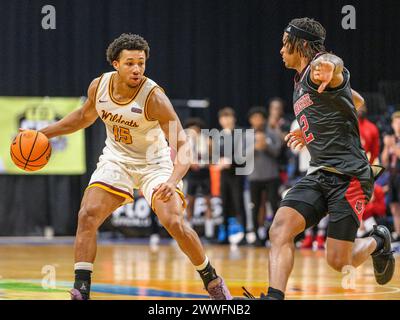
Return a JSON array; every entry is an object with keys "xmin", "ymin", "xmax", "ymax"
[{"xmin": 10, "ymin": 130, "xmax": 52, "ymax": 172}]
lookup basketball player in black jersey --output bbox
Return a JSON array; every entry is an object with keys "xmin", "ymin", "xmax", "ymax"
[{"xmin": 241, "ymin": 17, "xmax": 395, "ymax": 300}]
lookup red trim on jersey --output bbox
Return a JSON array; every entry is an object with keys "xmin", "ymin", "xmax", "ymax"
[{"xmin": 344, "ymin": 177, "xmax": 367, "ymax": 222}]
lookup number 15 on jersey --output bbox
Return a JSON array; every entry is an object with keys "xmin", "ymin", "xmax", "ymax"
[{"xmin": 113, "ymin": 125, "xmax": 133, "ymax": 144}]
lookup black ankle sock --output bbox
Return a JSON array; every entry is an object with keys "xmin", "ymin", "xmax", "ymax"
[
  {"xmin": 267, "ymin": 287, "xmax": 285, "ymax": 300},
  {"xmin": 197, "ymin": 262, "xmax": 218, "ymax": 289},
  {"xmin": 74, "ymin": 270, "xmax": 92, "ymax": 299},
  {"xmin": 371, "ymin": 234, "xmax": 385, "ymax": 254}
]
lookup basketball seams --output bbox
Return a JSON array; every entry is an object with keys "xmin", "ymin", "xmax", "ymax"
[
  {"xmin": 23, "ymin": 131, "xmax": 39, "ymax": 170},
  {"xmin": 18, "ymin": 133, "xmax": 28, "ymax": 161},
  {"xmin": 10, "ymin": 151, "xmax": 33, "ymax": 170},
  {"xmin": 29, "ymin": 141, "xmax": 50, "ymax": 162},
  {"xmin": 10, "ymin": 149, "xmax": 26, "ymax": 165},
  {"xmin": 10, "ymin": 149, "xmax": 45, "ymax": 167},
  {"xmin": 11, "ymin": 131, "xmax": 51, "ymax": 171}
]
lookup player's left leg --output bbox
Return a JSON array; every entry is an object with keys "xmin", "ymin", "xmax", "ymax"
[
  {"xmin": 325, "ymin": 215, "xmax": 371, "ymax": 271},
  {"xmin": 325, "ymin": 172, "xmax": 395, "ymax": 285},
  {"xmin": 140, "ymin": 161, "xmax": 231, "ymax": 300},
  {"xmin": 152, "ymin": 193, "xmax": 231, "ymax": 300},
  {"xmin": 326, "ymin": 217, "xmax": 395, "ymax": 285}
]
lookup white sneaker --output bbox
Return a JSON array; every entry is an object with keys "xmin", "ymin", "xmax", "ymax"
[
  {"xmin": 392, "ymin": 232, "xmax": 400, "ymax": 242},
  {"xmin": 246, "ymin": 232, "xmax": 257, "ymax": 244},
  {"xmin": 228, "ymin": 232, "xmax": 244, "ymax": 245}
]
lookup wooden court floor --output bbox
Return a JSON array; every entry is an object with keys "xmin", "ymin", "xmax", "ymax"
[{"xmin": 0, "ymin": 241, "xmax": 399, "ymax": 300}]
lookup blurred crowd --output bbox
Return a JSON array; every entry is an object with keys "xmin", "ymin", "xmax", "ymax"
[{"xmin": 177, "ymin": 98, "xmax": 400, "ymax": 249}]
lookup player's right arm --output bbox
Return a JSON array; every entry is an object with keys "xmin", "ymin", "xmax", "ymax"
[{"xmin": 39, "ymin": 78, "xmax": 100, "ymax": 139}]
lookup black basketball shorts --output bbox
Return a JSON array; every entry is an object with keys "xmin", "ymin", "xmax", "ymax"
[{"xmin": 280, "ymin": 169, "xmax": 374, "ymax": 242}]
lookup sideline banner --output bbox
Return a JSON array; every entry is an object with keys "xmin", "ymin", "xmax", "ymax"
[{"xmin": 0, "ymin": 97, "xmax": 86, "ymax": 174}]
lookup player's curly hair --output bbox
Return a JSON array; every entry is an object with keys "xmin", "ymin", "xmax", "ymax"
[
  {"xmin": 106, "ymin": 33, "xmax": 150, "ymax": 65},
  {"xmin": 285, "ymin": 17, "xmax": 326, "ymax": 60}
]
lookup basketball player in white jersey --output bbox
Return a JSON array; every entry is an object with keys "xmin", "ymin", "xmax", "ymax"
[{"xmin": 38, "ymin": 34, "xmax": 231, "ymax": 300}]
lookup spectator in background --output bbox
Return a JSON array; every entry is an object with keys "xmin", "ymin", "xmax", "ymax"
[
  {"xmin": 381, "ymin": 111, "xmax": 400, "ymax": 242},
  {"xmin": 267, "ymin": 97, "xmax": 290, "ymax": 184},
  {"xmin": 184, "ymin": 118, "xmax": 214, "ymax": 239},
  {"xmin": 357, "ymin": 184, "xmax": 386, "ymax": 237},
  {"xmin": 247, "ymin": 107, "xmax": 282, "ymax": 246},
  {"xmin": 268, "ymin": 97, "xmax": 291, "ymax": 134},
  {"xmin": 358, "ymin": 104, "xmax": 380, "ymax": 164},
  {"xmin": 216, "ymin": 107, "xmax": 248, "ymax": 244}
]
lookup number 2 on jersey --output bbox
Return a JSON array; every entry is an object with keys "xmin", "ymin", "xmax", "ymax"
[
  {"xmin": 113, "ymin": 125, "xmax": 133, "ymax": 144},
  {"xmin": 299, "ymin": 114, "xmax": 315, "ymax": 144}
]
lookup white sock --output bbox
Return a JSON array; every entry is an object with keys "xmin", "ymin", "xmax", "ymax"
[
  {"xmin": 195, "ymin": 256, "xmax": 209, "ymax": 271},
  {"xmin": 74, "ymin": 262, "xmax": 93, "ymax": 272}
]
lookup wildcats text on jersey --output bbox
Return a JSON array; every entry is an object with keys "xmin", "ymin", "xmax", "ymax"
[{"xmin": 100, "ymin": 110, "xmax": 139, "ymax": 128}]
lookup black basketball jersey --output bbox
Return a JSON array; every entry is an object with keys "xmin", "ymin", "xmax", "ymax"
[{"xmin": 293, "ymin": 56, "xmax": 370, "ymax": 179}]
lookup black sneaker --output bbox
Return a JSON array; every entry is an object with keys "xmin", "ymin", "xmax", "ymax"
[
  {"xmin": 370, "ymin": 225, "xmax": 395, "ymax": 285},
  {"xmin": 233, "ymin": 287, "xmax": 278, "ymax": 300}
]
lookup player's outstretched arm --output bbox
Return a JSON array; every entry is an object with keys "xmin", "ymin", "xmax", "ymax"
[
  {"xmin": 147, "ymin": 88, "xmax": 192, "ymax": 201},
  {"xmin": 39, "ymin": 78, "xmax": 100, "ymax": 139},
  {"xmin": 310, "ymin": 53, "xmax": 344, "ymax": 93}
]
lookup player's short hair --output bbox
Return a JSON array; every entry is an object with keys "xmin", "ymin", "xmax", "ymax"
[
  {"xmin": 218, "ymin": 107, "xmax": 236, "ymax": 118},
  {"xmin": 284, "ymin": 17, "xmax": 326, "ymax": 60},
  {"xmin": 106, "ymin": 33, "xmax": 150, "ymax": 65}
]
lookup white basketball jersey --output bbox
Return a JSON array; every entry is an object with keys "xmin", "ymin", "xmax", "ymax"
[{"xmin": 94, "ymin": 72, "xmax": 170, "ymax": 164}]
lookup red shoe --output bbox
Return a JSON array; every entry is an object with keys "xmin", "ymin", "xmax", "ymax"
[
  {"xmin": 301, "ymin": 235, "xmax": 313, "ymax": 249},
  {"xmin": 316, "ymin": 235, "xmax": 325, "ymax": 249}
]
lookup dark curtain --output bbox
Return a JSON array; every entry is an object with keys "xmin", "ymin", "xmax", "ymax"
[{"xmin": 0, "ymin": 0, "xmax": 399, "ymax": 235}]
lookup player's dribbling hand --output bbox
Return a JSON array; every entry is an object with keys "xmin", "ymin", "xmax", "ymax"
[
  {"xmin": 153, "ymin": 182, "xmax": 176, "ymax": 202},
  {"xmin": 285, "ymin": 130, "xmax": 305, "ymax": 152},
  {"xmin": 311, "ymin": 61, "xmax": 335, "ymax": 93}
]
